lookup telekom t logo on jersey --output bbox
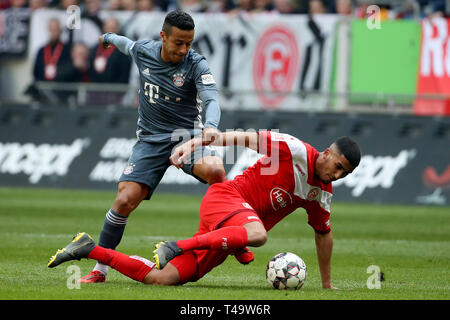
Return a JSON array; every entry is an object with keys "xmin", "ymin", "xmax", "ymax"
[{"xmin": 144, "ymin": 82, "xmax": 159, "ymax": 103}]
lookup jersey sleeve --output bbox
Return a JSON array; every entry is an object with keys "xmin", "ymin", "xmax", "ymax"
[
  {"xmin": 127, "ymin": 39, "xmax": 153, "ymax": 66},
  {"xmin": 257, "ymin": 130, "xmax": 306, "ymax": 161},
  {"xmin": 306, "ymin": 204, "xmax": 331, "ymax": 234},
  {"xmin": 200, "ymin": 89, "xmax": 221, "ymax": 128},
  {"xmin": 194, "ymin": 58, "xmax": 217, "ymax": 92},
  {"xmin": 103, "ymin": 33, "xmax": 134, "ymax": 57},
  {"xmin": 194, "ymin": 58, "xmax": 220, "ymax": 128}
]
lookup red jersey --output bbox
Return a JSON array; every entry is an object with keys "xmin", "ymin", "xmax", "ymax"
[{"xmin": 229, "ymin": 131, "xmax": 333, "ymax": 234}]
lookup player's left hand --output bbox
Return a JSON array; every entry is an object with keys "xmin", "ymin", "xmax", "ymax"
[{"xmin": 202, "ymin": 127, "xmax": 220, "ymax": 145}]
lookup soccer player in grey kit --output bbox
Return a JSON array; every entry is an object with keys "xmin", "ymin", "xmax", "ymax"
[{"xmin": 79, "ymin": 10, "xmax": 238, "ymax": 283}]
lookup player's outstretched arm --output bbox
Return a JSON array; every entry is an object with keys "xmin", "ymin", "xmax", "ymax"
[
  {"xmin": 100, "ymin": 32, "xmax": 134, "ymax": 56},
  {"xmin": 314, "ymin": 230, "xmax": 339, "ymax": 289},
  {"xmin": 170, "ymin": 131, "xmax": 259, "ymax": 168}
]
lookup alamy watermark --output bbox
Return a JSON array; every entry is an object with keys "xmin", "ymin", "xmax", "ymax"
[
  {"xmin": 66, "ymin": 265, "xmax": 81, "ymax": 290},
  {"xmin": 170, "ymin": 127, "xmax": 281, "ymax": 176},
  {"xmin": 366, "ymin": 5, "xmax": 382, "ymax": 30},
  {"xmin": 366, "ymin": 265, "xmax": 383, "ymax": 289},
  {"xmin": 66, "ymin": 5, "xmax": 81, "ymax": 30}
]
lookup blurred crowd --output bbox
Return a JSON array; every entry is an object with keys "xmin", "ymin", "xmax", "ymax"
[
  {"xmin": 0, "ymin": 0, "xmax": 448, "ymax": 18},
  {"xmin": 3, "ymin": 0, "xmax": 447, "ymax": 105},
  {"xmin": 25, "ymin": 15, "xmax": 133, "ymax": 104}
]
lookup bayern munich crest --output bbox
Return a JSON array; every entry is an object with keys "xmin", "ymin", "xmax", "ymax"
[
  {"xmin": 173, "ymin": 73, "xmax": 185, "ymax": 87},
  {"xmin": 123, "ymin": 164, "xmax": 135, "ymax": 175}
]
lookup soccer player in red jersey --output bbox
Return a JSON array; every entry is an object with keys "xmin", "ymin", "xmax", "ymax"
[{"xmin": 48, "ymin": 130, "xmax": 360, "ymax": 289}]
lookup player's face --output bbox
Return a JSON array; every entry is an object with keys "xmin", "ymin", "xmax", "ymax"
[
  {"xmin": 160, "ymin": 26, "xmax": 194, "ymax": 64},
  {"xmin": 316, "ymin": 148, "xmax": 354, "ymax": 184}
]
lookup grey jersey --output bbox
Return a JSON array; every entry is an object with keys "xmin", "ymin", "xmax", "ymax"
[{"xmin": 128, "ymin": 39, "xmax": 220, "ymax": 142}]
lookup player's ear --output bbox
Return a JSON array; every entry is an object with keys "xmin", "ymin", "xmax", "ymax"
[{"xmin": 160, "ymin": 31, "xmax": 166, "ymax": 42}]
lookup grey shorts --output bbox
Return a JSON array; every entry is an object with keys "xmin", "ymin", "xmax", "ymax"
[{"xmin": 118, "ymin": 140, "xmax": 217, "ymax": 199}]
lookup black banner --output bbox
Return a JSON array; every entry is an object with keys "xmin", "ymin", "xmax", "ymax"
[
  {"xmin": 0, "ymin": 8, "xmax": 30, "ymax": 56},
  {"xmin": 0, "ymin": 105, "xmax": 448, "ymax": 206}
]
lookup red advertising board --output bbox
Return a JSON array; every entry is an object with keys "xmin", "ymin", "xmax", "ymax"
[{"xmin": 415, "ymin": 18, "xmax": 450, "ymax": 115}]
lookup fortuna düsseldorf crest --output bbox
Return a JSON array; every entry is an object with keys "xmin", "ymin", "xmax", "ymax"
[
  {"xmin": 253, "ymin": 26, "xmax": 299, "ymax": 108},
  {"xmin": 307, "ymin": 188, "xmax": 320, "ymax": 201}
]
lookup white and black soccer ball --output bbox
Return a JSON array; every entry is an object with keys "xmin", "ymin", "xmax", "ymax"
[{"xmin": 266, "ymin": 252, "xmax": 307, "ymax": 290}]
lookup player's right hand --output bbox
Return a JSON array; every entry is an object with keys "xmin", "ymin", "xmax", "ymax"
[
  {"xmin": 170, "ymin": 138, "xmax": 202, "ymax": 169},
  {"xmin": 99, "ymin": 35, "xmax": 111, "ymax": 49}
]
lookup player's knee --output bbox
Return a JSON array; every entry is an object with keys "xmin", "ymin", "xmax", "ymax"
[
  {"xmin": 113, "ymin": 191, "xmax": 142, "ymax": 215},
  {"xmin": 194, "ymin": 157, "xmax": 226, "ymax": 185},
  {"xmin": 114, "ymin": 183, "xmax": 148, "ymax": 215},
  {"xmin": 247, "ymin": 228, "xmax": 267, "ymax": 247},
  {"xmin": 113, "ymin": 193, "xmax": 137, "ymax": 215}
]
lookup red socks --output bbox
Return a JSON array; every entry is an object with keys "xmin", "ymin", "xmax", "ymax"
[
  {"xmin": 176, "ymin": 226, "xmax": 248, "ymax": 252},
  {"xmin": 86, "ymin": 226, "xmax": 248, "ymax": 282},
  {"xmin": 88, "ymin": 246, "xmax": 154, "ymax": 282}
]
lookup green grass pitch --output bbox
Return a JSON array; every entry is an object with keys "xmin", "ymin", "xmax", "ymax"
[{"xmin": 0, "ymin": 186, "xmax": 448, "ymax": 300}]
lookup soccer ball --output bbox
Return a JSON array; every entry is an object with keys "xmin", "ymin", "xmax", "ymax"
[{"xmin": 266, "ymin": 252, "xmax": 307, "ymax": 290}]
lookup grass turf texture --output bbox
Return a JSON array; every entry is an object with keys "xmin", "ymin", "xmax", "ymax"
[{"xmin": 0, "ymin": 187, "xmax": 448, "ymax": 300}]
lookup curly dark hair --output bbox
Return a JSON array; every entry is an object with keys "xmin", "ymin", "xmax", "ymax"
[{"xmin": 162, "ymin": 10, "xmax": 195, "ymax": 35}]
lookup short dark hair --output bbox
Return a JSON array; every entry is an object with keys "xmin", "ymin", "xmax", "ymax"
[
  {"xmin": 162, "ymin": 10, "xmax": 195, "ymax": 35},
  {"xmin": 334, "ymin": 136, "xmax": 361, "ymax": 168}
]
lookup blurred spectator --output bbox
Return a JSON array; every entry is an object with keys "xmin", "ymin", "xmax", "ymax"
[
  {"xmin": 137, "ymin": 0, "xmax": 161, "ymax": 11},
  {"xmin": 309, "ymin": 0, "xmax": 327, "ymax": 14},
  {"xmin": 89, "ymin": 17, "xmax": 131, "ymax": 83},
  {"xmin": 205, "ymin": 0, "xmax": 234, "ymax": 12},
  {"xmin": 395, "ymin": 0, "xmax": 422, "ymax": 19},
  {"xmin": 30, "ymin": 0, "xmax": 46, "ymax": 10},
  {"xmin": 33, "ymin": 18, "xmax": 72, "ymax": 82},
  {"xmin": 423, "ymin": 0, "xmax": 446, "ymax": 17},
  {"xmin": 0, "ymin": 0, "xmax": 10, "ymax": 9},
  {"xmin": 229, "ymin": 0, "xmax": 254, "ymax": 14},
  {"xmin": 27, "ymin": 18, "xmax": 82, "ymax": 104},
  {"xmin": 153, "ymin": 0, "xmax": 171, "ymax": 11},
  {"xmin": 69, "ymin": 42, "xmax": 91, "ymax": 82},
  {"xmin": 335, "ymin": 0, "xmax": 352, "ymax": 15},
  {"xmin": 53, "ymin": 42, "xmax": 90, "ymax": 104},
  {"xmin": 121, "ymin": 0, "xmax": 137, "ymax": 10},
  {"xmin": 178, "ymin": 0, "xmax": 207, "ymax": 12},
  {"xmin": 87, "ymin": 17, "xmax": 131, "ymax": 105},
  {"xmin": 354, "ymin": 0, "xmax": 369, "ymax": 18},
  {"xmin": 82, "ymin": 0, "xmax": 103, "ymax": 31},
  {"xmin": 273, "ymin": 0, "xmax": 297, "ymax": 14},
  {"xmin": 253, "ymin": 0, "xmax": 275, "ymax": 12},
  {"xmin": 10, "ymin": 0, "xmax": 28, "ymax": 7},
  {"xmin": 107, "ymin": 0, "xmax": 121, "ymax": 9},
  {"xmin": 59, "ymin": 0, "xmax": 78, "ymax": 9}
]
